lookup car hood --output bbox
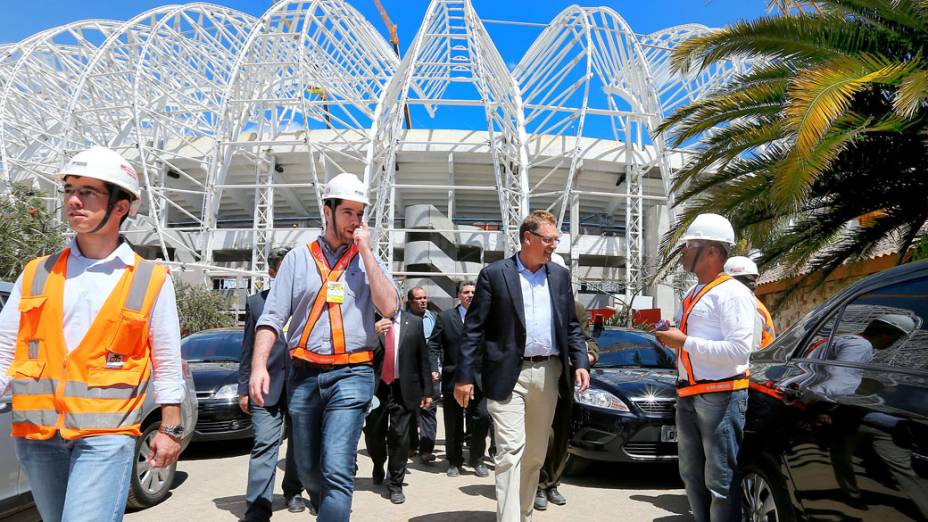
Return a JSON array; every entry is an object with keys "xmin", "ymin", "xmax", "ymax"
[
  {"xmin": 188, "ymin": 362, "xmax": 240, "ymax": 392},
  {"xmin": 589, "ymin": 367, "xmax": 678, "ymax": 399}
]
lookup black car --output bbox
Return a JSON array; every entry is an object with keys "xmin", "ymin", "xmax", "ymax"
[
  {"xmin": 567, "ymin": 327, "xmax": 678, "ymax": 473},
  {"xmin": 743, "ymin": 260, "xmax": 928, "ymax": 521},
  {"xmin": 181, "ymin": 328, "xmax": 253, "ymax": 441}
]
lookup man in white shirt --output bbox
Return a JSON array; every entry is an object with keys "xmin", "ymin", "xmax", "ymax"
[
  {"xmin": 0, "ymin": 146, "xmax": 185, "ymax": 522},
  {"xmin": 655, "ymin": 213, "xmax": 756, "ymax": 522}
]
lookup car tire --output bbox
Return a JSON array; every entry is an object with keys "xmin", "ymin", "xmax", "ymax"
[
  {"xmin": 126, "ymin": 421, "xmax": 176, "ymax": 509},
  {"xmin": 563, "ymin": 454, "xmax": 591, "ymax": 476},
  {"xmin": 741, "ymin": 457, "xmax": 796, "ymax": 522}
]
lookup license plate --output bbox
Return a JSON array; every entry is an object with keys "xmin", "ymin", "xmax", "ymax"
[{"xmin": 661, "ymin": 425, "xmax": 677, "ymax": 443}]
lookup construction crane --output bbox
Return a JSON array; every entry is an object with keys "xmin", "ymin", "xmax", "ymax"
[{"xmin": 373, "ymin": 0, "xmax": 412, "ymax": 129}]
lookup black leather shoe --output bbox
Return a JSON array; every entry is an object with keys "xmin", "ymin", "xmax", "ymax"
[
  {"xmin": 472, "ymin": 462, "xmax": 489, "ymax": 478},
  {"xmin": 389, "ymin": 490, "xmax": 406, "ymax": 504},
  {"xmin": 286, "ymin": 495, "xmax": 306, "ymax": 513},
  {"xmin": 447, "ymin": 465, "xmax": 460, "ymax": 477},
  {"xmin": 534, "ymin": 488, "xmax": 548, "ymax": 511},
  {"xmin": 546, "ymin": 487, "xmax": 567, "ymax": 505},
  {"xmin": 420, "ymin": 452, "xmax": 436, "ymax": 465}
]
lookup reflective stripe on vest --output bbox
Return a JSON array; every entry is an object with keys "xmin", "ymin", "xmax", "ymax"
[
  {"xmin": 756, "ymin": 298, "xmax": 776, "ymax": 349},
  {"xmin": 676, "ymin": 274, "xmax": 750, "ymax": 396},
  {"xmin": 290, "ymin": 240, "xmax": 373, "ymax": 365},
  {"xmin": 10, "ymin": 249, "xmax": 166, "ymax": 440}
]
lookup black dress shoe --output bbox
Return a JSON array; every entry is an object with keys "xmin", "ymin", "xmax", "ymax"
[
  {"xmin": 447, "ymin": 465, "xmax": 460, "ymax": 477},
  {"xmin": 534, "ymin": 488, "xmax": 548, "ymax": 511},
  {"xmin": 286, "ymin": 495, "xmax": 306, "ymax": 513},
  {"xmin": 389, "ymin": 489, "xmax": 406, "ymax": 504},
  {"xmin": 420, "ymin": 452, "xmax": 436, "ymax": 465},
  {"xmin": 546, "ymin": 487, "xmax": 567, "ymax": 505}
]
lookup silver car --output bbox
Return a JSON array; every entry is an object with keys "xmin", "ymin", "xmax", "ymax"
[{"xmin": 0, "ymin": 282, "xmax": 199, "ymax": 516}]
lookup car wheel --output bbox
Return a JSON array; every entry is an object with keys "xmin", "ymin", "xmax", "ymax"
[
  {"xmin": 563, "ymin": 454, "xmax": 591, "ymax": 476},
  {"xmin": 741, "ymin": 458, "xmax": 796, "ymax": 522},
  {"xmin": 126, "ymin": 421, "xmax": 176, "ymax": 509}
]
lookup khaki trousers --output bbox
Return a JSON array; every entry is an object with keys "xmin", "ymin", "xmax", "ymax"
[{"xmin": 487, "ymin": 357, "xmax": 562, "ymax": 522}]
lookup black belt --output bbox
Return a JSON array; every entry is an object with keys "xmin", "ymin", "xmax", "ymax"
[{"xmin": 524, "ymin": 354, "xmax": 558, "ymax": 362}]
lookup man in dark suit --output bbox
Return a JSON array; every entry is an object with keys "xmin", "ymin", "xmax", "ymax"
[
  {"xmin": 454, "ymin": 210, "xmax": 590, "ymax": 522},
  {"xmin": 238, "ymin": 248, "xmax": 306, "ymax": 521},
  {"xmin": 428, "ymin": 280, "xmax": 490, "ymax": 478},
  {"xmin": 365, "ymin": 310, "xmax": 433, "ymax": 504}
]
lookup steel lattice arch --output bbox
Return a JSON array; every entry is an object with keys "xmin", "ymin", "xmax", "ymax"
[{"xmin": 0, "ymin": 0, "xmax": 744, "ymax": 314}]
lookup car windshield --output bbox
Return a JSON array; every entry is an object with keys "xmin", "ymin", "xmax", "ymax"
[
  {"xmin": 593, "ymin": 329, "xmax": 676, "ymax": 369},
  {"xmin": 181, "ymin": 330, "xmax": 244, "ymax": 363}
]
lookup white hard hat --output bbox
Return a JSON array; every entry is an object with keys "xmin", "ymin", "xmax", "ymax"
[
  {"xmin": 323, "ymin": 172, "xmax": 369, "ymax": 205},
  {"xmin": 550, "ymin": 253, "xmax": 568, "ymax": 268},
  {"xmin": 724, "ymin": 256, "xmax": 759, "ymax": 277},
  {"xmin": 58, "ymin": 146, "xmax": 142, "ymax": 215},
  {"xmin": 871, "ymin": 314, "xmax": 917, "ymax": 337},
  {"xmin": 680, "ymin": 213, "xmax": 735, "ymax": 246}
]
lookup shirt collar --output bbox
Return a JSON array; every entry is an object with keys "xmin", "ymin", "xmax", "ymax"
[
  {"xmin": 317, "ymin": 235, "xmax": 349, "ymax": 258},
  {"xmin": 68, "ymin": 238, "xmax": 137, "ymax": 267}
]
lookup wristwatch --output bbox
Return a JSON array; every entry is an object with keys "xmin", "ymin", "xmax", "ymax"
[{"xmin": 158, "ymin": 424, "xmax": 184, "ymax": 440}]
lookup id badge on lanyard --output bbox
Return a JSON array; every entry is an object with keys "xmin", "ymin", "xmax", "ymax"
[{"xmin": 326, "ymin": 281, "xmax": 346, "ymax": 304}]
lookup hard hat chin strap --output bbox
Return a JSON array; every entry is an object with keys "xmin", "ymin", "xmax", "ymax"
[{"xmin": 88, "ymin": 184, "xmax": 122, "ymax": 234}]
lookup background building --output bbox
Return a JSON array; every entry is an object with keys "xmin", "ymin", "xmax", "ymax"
[{"xmin": 0, "ymin": 0, "xmax": 743, "ymax": 316}]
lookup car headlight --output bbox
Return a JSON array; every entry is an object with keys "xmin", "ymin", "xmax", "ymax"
[
  {"xmin": 213, "ymin": 383, "xmax": 239, "ymax": 400},
  {"xmin": 575, "ymin": 387, "xmax": 630, "ymax": 412}
]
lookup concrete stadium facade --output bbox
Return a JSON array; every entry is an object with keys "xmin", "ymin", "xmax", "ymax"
[{"xmin": 0, "ymin": 0, "xmax": 744, "ymax": 316}]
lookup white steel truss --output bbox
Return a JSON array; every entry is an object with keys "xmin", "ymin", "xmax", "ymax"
[
  {"xmin": 365, "ymin": 0, "xmax": 529, "ymax": 265},
  {"xmin": 0, "ymin": 0, "xmax": 740, "ymax": 293}
]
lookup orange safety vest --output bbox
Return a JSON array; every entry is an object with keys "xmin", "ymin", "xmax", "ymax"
[
  {"xmin": 756, "ymin": 297, "xmax": 776, "ymax": 349},
  {"xmin": 677, "ymin": 274, "xmax": 751, "ymax": 397},
  {"xmin": 290, "ymin": 240, "xmax": 374, "ymax": 365},
  {"xmin": 9, "ymin": 248, "xmax": 168, "ymax": 440}
]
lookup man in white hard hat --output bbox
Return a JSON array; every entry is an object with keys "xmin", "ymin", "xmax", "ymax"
[
  {"xmin": 654, "ymin": 213, "xmax": 757, "ymax": 522},
  {"xmin": 723, "ymin": 256, "xmax": 776, "ymax": 349},
  {"xmin": 0, "ymin": 146, "xmax": 185, "ymax": 522},
  {"xmin": 249, "ymin": 172, "xmax": 399, "ymax": 522}
]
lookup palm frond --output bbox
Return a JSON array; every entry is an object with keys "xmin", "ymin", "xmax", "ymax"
[
  {"xmin": 670, "ymin": 14, "xmax": 887, "ymax": 75},
  {"xmin": 894, "ymin": 68, "xmax": 928, "ymax": 117},
  {"xmin": 785, "ymin": 54, "xmax": 913, "ymax": 158}
]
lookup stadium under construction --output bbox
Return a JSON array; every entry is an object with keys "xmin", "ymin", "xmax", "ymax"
[{"xmin": 0, "ymin": 0, "xmax": 744, "ymax": 316}]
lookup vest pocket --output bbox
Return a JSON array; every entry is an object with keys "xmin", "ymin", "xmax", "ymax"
[
  {"xmin": 17, "ymin": 296, "xmax": 47, "ymax": 338},
  {"xmin": 108, "ymin": 311, "xmax": 148, "ymax": 356},
  {"xmin": 9, "ymin": 359, "xmax": 46, "ymax": 378}
]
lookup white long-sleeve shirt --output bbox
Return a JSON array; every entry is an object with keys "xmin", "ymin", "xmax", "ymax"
[
  {"xmin": 0, "ymin": 240, "xmax": 185, "ymax": 404},
  {"xmin": 674, "ymin": 278, "xmax": 757, "ymax": 382}
]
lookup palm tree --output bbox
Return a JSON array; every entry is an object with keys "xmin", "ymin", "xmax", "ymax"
[{"xmin": 659, "ymin": 0, "xmax": 928, "ymax": 282}]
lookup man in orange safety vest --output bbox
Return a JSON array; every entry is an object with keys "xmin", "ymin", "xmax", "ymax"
[
  {"xmin": 723, "ymin": 256, "xmax": 776, "ymax": 349},
  {"xmin": 654, "ymin": 213, "xmax": 757, "ymax": 522},
  {"xmin": 0, "ymin": 146, "xmax": 185, "ymax": 522}
]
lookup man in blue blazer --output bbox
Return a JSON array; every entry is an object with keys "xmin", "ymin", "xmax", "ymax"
[
  {"xmin": 454, "ymin": 210, "xmax": 590, "ymax": 522},
  {"xmin": 238, "ymin": 248, "xmax": 306, "ymax": 520}
]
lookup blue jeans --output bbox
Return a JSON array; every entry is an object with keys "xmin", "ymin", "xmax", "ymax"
[
  {"xmin": 15, "ymin": 434, "xmax": 136, "ymax": 522},
  {"xmin": 676, "ymin": 389, "xmax": 747, "ymax": 522},
  {"xmin": 287, "ymin": 363, "xmax": 374, "ymax": 522},
  {"xmin": 244, "ymin": 401, "xmax": 303, "ymax": 521}
]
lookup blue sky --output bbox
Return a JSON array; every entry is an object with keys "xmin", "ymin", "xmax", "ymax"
[
  {"xmin": 2, "ymin": 1, "xmax": 768, "ymax": 49},
  {"xmin": 1, "ymin": 1, "xmax": 770, "ymax": 135}
]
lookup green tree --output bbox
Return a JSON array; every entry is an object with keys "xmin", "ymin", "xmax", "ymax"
[
  {"xmin": 174, "ymin": 282, "xmax": 237, "ymax": 336},
  {"xmin": 0, "ymin": 183, "xmax": 67, "ymax": 281},
  {"xmin": 659, "ymin": 0, "xmax": 928, "ymax": 280}
]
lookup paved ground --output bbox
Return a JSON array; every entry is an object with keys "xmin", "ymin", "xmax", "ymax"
[{"xmin": 7, "ymin": 407, "xmax": 692, "ymax": 522}]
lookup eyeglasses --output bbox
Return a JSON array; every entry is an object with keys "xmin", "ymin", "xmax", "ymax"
[
  {"xmin": 530, "ymin": 230, "xmax": 561, "ymax": 245},
  {"xmin": 63, "ymin": 186, "xmax": 110, "ymax": 202}
]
